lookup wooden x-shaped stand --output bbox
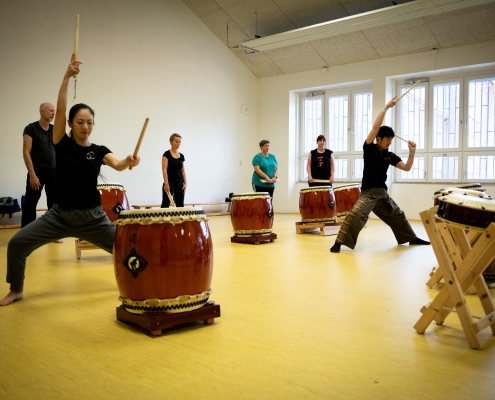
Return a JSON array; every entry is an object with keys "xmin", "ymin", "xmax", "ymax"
[{"xmin": 414, "ymin": 207, "xmax": 495, "ymax": 349}]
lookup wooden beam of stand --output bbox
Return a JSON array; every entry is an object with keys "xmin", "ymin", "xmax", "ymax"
[{"xmin": 129, "ymin": 118, "xmax": 149, "ymax": 170}]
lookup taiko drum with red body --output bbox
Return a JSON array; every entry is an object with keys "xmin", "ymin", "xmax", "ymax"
[
  {"xmin": 230, "ymin": 192, "xmax": 274, "ymax": 235},
  {"xmin": 299, "ymin": 186, "xmax": 336, "ymax": 222},
  {"xmin": 334, "ymin": 184, "xmax": 361, "ymax": 217},
  {"xmin": 113, "ymin": 207, "xmax": 213, "ymax": 313},
  {"xmin": 97, "ymin": 183, "xmax": 130, "ymax": 222}
]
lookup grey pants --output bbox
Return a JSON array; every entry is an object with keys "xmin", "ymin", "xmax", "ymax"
[
  {"xmin": 7, "ymin": 204, "xmax": 115, "ymax": 285},
  {"xmin": 336, "ymin": 188, "xmax": 417, "ymax": 250}
]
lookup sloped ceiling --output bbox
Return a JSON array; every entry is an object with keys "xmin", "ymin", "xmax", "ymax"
[{"xmin": 182, "ymin": 0, "xmax": 495, "ymax": 78}]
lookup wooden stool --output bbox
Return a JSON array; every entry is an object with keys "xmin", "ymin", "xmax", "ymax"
[
  {"xmin": 74, "ymin": 239, "xmax": 99, "ymax": 260},
  {"xmin": 414, "ymin": 206, "xmax": 495, "ymax": 349},
  {"xmin": 295, "ymin": 220, "xmax": 341, "ymax": 236}
]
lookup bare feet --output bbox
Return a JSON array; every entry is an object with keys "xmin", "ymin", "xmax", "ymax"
[
  {"xmin": 0, "ymin": 291, "xmax": 24, "ymax": 306},
  {"xmin": 54, "ymin": 239, "xmax": 64, "ymax": 243}
]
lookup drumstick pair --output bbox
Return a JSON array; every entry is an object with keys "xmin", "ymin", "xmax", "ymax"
[{"xmin": 166, "ymin": 191, "xmax": 176, "ymax": 207}]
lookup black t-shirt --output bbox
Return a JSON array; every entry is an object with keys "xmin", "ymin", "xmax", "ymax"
[
  {"xmin": 310, "ymin": 148, "xmax": 333, "ymax": 180},
  {"xmin": 54, "ymin": 134, "xmax": 112, "ymax": 209},
  {"xmin": 23, "ymin": 122, "xmax": 56, "ymax": 168},
  {"xmin": 163, "ymin": 150, "xmax": 185, "ymax": 182},
  {"xmin": 361, "ymin": 141, "xmax": 401, "ymax": 191}
]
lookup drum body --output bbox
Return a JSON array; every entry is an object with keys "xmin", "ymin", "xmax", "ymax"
[
  {"xmin": 433, "ymin": 187, "xmax": 491, "ymax": 206},
  {"xmin": 334, "ymin": 184, "xmax": 361, "ymax": 217},
  {"xmin": 299, "ymin": 186, "xmax": 336, "ymax": 222},
  {"xmin": 97, "ymin": 183, "xmax": 130, "ymax": 222},
  {"xmin": 436, "ymin": 194, "xmax": 495, "ymax": 230},
  {"xmin": 113, "ymin": 207, "xmax": 213, "ymax": 313},
  {"xmin": 230, "ymin": 192, "xmax": 273, "ymax": 235}
]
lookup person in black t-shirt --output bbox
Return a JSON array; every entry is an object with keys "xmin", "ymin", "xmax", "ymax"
[
  {"xmin": 21, "ymin": 103, "xmax": 57, "ymax": 228},
  {"xmin": 307, "ymin": 134, "xmax": 334, "ymax": 187},
  {"xmin": 1, "ymin": 54, "xmax": 140, "ymax": 306},
  {"xmin": 330, "ymin": 97, "xmax": 430, "ymax": 253},
  {"xmin": 161, "ymin": 133, "xmax": 187, "ymax": 207}
]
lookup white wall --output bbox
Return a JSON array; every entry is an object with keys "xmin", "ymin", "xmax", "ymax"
[
  {"xmin": 0, "ymin": 0, "xmax": 258, "ymax": 209},
  {"xmin": 258, "ymin": 41, "xmax": 495, "ymax": 218}
]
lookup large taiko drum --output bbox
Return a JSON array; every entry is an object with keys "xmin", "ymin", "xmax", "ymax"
[
  {"xmin": 436, "ymin": 194, "xmax": 495, "ymax": 230},
  {"xmin": 113, "ymin": 207, "xmax": 213, "ymax": 314},
  {"xmin": 454, "ymin": 183, "xmax": 485, "ymax": 192},
  {"xmin": 334, "ymin": 184, "xmax": 361, "ymax": 217},
  {"xmin": 97, "ymin": 182, "xmax": 130, "ymax": 222},
  {"xmin": 230, "ymin": 192, "xmax": 273, "ymax": 235},
  {"xmin": 433, "ymin": 187, "xmax": 492, "ymax": 206},
  {"xmin": 299, "ymin": 186, "xmax": 336, "ymax": 222}
]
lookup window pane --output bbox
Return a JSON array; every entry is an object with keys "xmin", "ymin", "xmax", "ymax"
[
  {"xmin": 432, "ymin": 83, "xmax": 460, "ymax": 149},
  {"xmin": 399, "ymin": 157, "xmax": 425, "ymax": 179},
  {"xmin": 302, "ymin": 158, "xmax": 309, "ymax": 179},
  {"xmin": 354, "ymin": 93, "xmax": 372, "ymax": 151},
  {"xmin": 466, "ymin": 155, "xmax": 495, "ymax": 179},
  {"xmin": 328, "ymin": 95, "xmax": 348, "ymax": 152},
  {"xmin": 303, "ymin": 98, "xmax": 323, "ymax": 154},
  {"xmin": 334, "ymin": 158, "xmax": 348, "ymax": 179},
  {"xmin": 468, "ymin": 78, "xmax": 495, "ymax": 148},
  {"xmin": 398, "ymin": 86, "xmax": 425, "ymax": 150},
  {"xmin": 432, "ymin": 156, "xmax": 458, "ymax": 180},
  {"xmin": 353, "ymin": 158, "xmax": 364, "ymax": 180}
]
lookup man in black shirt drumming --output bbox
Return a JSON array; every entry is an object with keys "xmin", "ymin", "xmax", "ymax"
[
  {"xmin": 330, "ymin": 97, "xmax": 429, "ymax": 253},
  {"xmin": 21, "ymin": 103, "xmax": 57, "ymax": 228}
]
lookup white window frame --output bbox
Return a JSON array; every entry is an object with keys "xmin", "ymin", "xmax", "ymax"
[
  {"xmin": 394, "ymin": 71, "xmax": 495, "ymax": 184},
  {"xmin": 394, "ymin": 152, "xmax": 427, "ymax": 183},
  {"xmin": 463, "ymin": 150, "xmax": 495, "ymax": 183},
  {"xmin": 350, "ymin": 155, "xmax": 364, "ymax": 182}
]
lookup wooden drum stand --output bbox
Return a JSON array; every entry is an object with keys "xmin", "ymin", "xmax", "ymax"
[{"xmin": 414, "ymin": 200, "xmax": 495, "ymax": 349}]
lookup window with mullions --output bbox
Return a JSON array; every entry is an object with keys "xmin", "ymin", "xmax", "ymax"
[
  {"xmin": 395, "ymin": 74, "xmax": 495, "ymax": 183},
  {"xmin": 299, "ymin": 95, "xmax": 323, "ymax": 179}
]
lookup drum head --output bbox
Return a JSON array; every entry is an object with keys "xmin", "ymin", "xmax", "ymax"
[
  {"xmin": 433, "ymin": 187, "xmax": 492, "ymax": 200},
  {"xmin": 116, "ymin": 206, "xmax": 207, "ymax": 224},
  {"xmin": 97, "ymin": 182, "xmax": 126, "ymax": 191},
  {"xmin": 334, "ymin": 183, "xmax": 361, "ymax": 192},
  {"xmin": 300, "ymin": 186, "xmax": 333, "ymax": 193},
  {"xmin": 232, "ymin": 192, "xmax": 270, "ymax": 199}
]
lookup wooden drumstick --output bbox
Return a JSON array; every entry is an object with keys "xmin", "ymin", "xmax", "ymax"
[
  {"xmin": 166, "ymin": 191, "xmax": 176, "ymax": 207},
  {"xmin": 312, "ymin": 179, "xmax": 331, "ymax": 183},
  {"xmin": 73, "ymin": 14, "xmax": 80, "ymax": 100},
  {"xmin": 129, "ymin": 118, "xmax": 149, "ymax": 170},
  {"xmin": 394, "ymin": 133, "xmax": 409, "ymax": 144},
  {"xmin": 260, "ymin": 179, "xmax": 281, "ymax": 183},
  {"xmin": 395, "ymin": 80, "xmax": 421, "ymax": 103}
]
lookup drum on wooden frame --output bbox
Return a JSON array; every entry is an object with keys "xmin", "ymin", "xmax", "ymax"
[
  {"xmin": 113, "ymin": 207, "xmax": 213, "ymax": 314},
  {"xmin": 433, "ymin": 187, "xmax": 492, "ymax": 206},
  {"xmin": 334, "ymin": 184, "xmax": 361, "ymax": 217},
  {"xmin": 299, "ymin": 186, "xmax": 336, "ymax": 222},
  {"xmin": 230, "ymin": 192, "xmax": 273, "ymax": 235},
  {"xmin": 436, "ymin": 194, "xmax": 495, "ymax": 230},
  {"xmin": 97, "ymin": 182, "xmax": 130, "ymax": 222}
]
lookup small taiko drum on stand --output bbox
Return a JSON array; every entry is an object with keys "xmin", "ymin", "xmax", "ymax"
[
  {"xmin": 97, "ymin": 182, "xmax": 130, "ymax": 222},
  {"xmin": 230, "ymin": 192, "xmax": 276, "ymax": 244},
  {"xmin": 334, "ymin": 184, "xmax": 361, "ymax": 218},
  {"xmin": 433, "ymin": 187, "xmax": 492, "ymax": 206},
  {"xmin": 113, "ymin": 207, "xmax": 221, "ymax": 334},
  {"xmin": 299, "ymin": 186, "xmax": 336, "ymax": 222}
]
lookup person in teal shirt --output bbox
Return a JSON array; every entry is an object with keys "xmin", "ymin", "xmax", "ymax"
[{"xmin": 252, "ymin": 140, "xmax": 279, "ymax": 198}]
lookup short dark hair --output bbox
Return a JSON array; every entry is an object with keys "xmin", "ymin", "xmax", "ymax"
[
  {"xmin": 69, "ymin": 103, "xmax": 95, "ymax": 123},
  {"xmin": 170, "ymin": 133, "xmax": 182, "ymax": 142},
  {"xmin": 316, "ymin": 135, "xmax": 326, "ymax": 142},
  {"xmin": 377, "ymin": 126, "xmax": 395, "ymax": 139},
  {"xmin": 259, "ymin": 140, "xmax": 270, "ymax": 148}
]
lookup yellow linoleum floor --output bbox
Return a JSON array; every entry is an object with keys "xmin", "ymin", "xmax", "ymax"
[{"xmin": 0, "ymin": 213, "xmax": 494, "ymax": 400}]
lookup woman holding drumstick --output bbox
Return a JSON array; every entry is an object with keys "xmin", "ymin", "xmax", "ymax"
[
  {"xmin": 307, "ymin": 135, "xmax": 335, "ymax": 187},
  {"xmin": 1, "ymin": 54, "xmax": 140, "ymax": 306},
  {"xmin": 161, "ymin": 134, "xmax": 187, "ymax": 208},
  {"xmin": 330, "ymin": 97, "xmax": 429, "ymax": 253},
  {"xmin": 252, "ymin": 140, "xmax": 279, "ymax": 199}
]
